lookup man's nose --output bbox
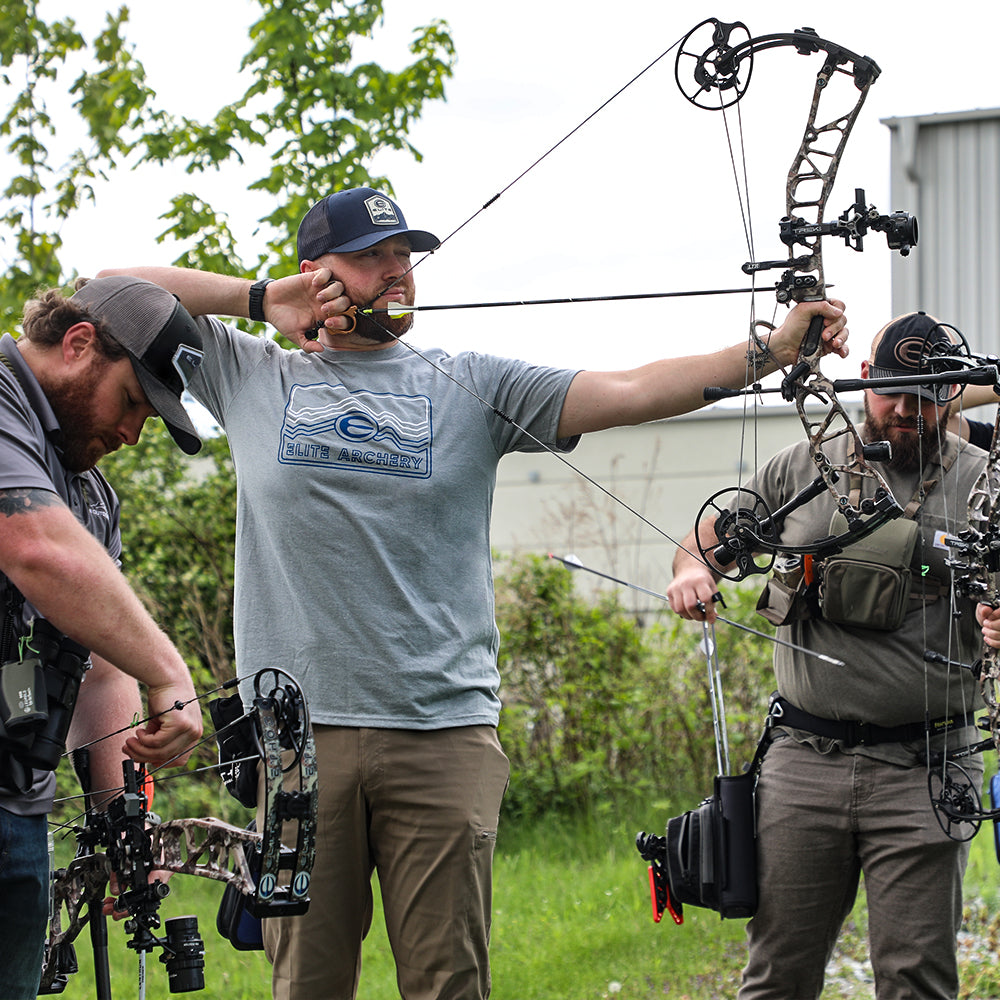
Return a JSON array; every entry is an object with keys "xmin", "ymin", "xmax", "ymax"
[{"xmin": 119, "ymin": 413, "xmax": 148, "ymax": 446}]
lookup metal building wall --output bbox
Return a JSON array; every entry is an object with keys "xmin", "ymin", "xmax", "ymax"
[{"xmin": 882, "ymin": 107, "xmax": 1000, "ymax": 351}]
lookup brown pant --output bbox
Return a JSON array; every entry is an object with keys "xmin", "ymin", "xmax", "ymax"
[
  {"xmin": 739, "ymin": 733, "xmax": 977, "ymax": 1000},
  {"xmin": 261, "ymin": 725, "xmax": 510, "ymax": 1000}
]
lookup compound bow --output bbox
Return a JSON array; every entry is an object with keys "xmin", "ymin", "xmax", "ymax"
[
  {"xmin": 675, "ymin": 18, "xmax": 921, "ymax": 580},
  {"xmin": 39, "ymin": 667, "xmax": 318, "ymax": 996}
]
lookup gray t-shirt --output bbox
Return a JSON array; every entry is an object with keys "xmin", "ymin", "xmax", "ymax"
[
  {"xmin": 742, "ymin": 431, "xmax": 987, "ymax": 763},
  {"xmin": 0, "ymin": 335, "xmax": 120, "ymax": 814},
  {"xmin": 190, "ymin": 320, "xmax": 579, "ymax": 728}
]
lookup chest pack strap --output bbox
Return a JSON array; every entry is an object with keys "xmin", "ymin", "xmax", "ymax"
[
  {"xmin": 847, "ymin": 435, "xmax": 958, "ymax": 606},
  {"xmin": 846, "ymin": 435, "xmax": 958, "ymax": 517}
]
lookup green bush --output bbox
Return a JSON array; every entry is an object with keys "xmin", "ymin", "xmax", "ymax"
[{"xmin": 494, "ymin": 554, "xmax": 775, "ymax": 821}]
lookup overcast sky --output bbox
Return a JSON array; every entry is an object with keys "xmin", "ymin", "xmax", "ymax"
[{"xmin": 41, "ymin": 1, "xmax": 1000, "ymax": 383}]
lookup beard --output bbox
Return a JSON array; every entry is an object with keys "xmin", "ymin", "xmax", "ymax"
[
  {"xmin": 340, "ymin": 272, "xmax": 416, "ymax": 344},
  {"xmin": 352, "ymin": 307, "xmax": 414, "ymax": 344},
  {"xmin": 863, "ymin": 394, "xmax": 952, "ymax": 473},
  {"xmin": 41, "ymin": 360, "xmax": 119, "ymax": 472}
]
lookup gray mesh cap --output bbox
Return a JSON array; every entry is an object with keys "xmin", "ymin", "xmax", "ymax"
[
  {"xmin": 70, "ymin": 276, "xmax": 204, "ymax": 455},
  {"xmin": 296, "ymin": 188, "xmax": 440, "ymax": 262}
]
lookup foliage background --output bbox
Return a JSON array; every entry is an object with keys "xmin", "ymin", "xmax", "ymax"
[{"xmin": 0, "ymin": 0, "xmax": 454, "ymax": 324}]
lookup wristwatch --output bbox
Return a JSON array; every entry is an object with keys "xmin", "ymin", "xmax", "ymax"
[{"xmin": 248, "ymin": 278, "xmax": 274, "ymax": 323}]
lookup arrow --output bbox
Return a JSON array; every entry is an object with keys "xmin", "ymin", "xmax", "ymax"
[{"xmin": 549, "ymin": 552, "xmax": 844, "ymax": 666}]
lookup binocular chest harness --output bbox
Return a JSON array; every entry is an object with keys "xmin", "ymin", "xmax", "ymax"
[{"xmin": 757, "ymin": 437, "xmax": 957, "ymax": 633}]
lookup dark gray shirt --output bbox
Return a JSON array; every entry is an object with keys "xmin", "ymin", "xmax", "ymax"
[{"xmin": 0, "ymin": 334, "xmax": 120, "ymax": 814}]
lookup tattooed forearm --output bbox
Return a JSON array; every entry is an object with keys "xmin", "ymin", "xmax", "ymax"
[{"xmin": 0, "ymin": 488, "xmax": 63, "ymax": 517}]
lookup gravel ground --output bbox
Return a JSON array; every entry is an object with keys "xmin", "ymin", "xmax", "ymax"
[{"xmin": 823, "ymin": 898, "xmax": 1000, "ymax": 1000}]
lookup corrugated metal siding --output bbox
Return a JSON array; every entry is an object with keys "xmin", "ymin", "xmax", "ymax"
[{"xmin": 883, "ymin": 108, "xmax": 1000, "ymax": 352}]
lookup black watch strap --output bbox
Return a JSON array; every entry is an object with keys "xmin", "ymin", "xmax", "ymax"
[{"xmin": 248, "ymin": 278, "xmax": 274, "ymax": 323}]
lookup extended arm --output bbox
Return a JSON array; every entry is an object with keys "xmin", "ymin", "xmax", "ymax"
[
  {"xmin": 0, "ymin": 488, "xmax": 201, "ymax": 765},
  {"xmin": 557, "ymin": 299, "xmax": 847, "ymax": 437}
]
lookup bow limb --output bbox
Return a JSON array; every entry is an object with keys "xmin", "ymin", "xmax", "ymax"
[{"xmin": 775, "ymin": 40, "xmax": 903, "ymax": 546}]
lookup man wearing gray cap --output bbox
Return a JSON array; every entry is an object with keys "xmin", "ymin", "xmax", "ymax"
[
  {"xmin": 668, "ymin": 311, "xmax": 999, "ymax": 999},
  {"xmin": 100, "ymin": 187, "xmax": 849, "ymax": 1000},
  {"xmin": 0, "ymin": 275, "xmax": 204, "ymax": 999}
]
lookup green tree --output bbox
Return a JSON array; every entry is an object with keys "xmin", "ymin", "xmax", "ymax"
[
  {"xmin": 0, "ymin": 0, "xmax": 455, "ymax": 326},
  {"xmin": 1, "ymin": 2, "xmax": 454, "ymax": 814},
  {"xmin": 0, "ymin": 0, "xmax": 453, "ymax": 675}
]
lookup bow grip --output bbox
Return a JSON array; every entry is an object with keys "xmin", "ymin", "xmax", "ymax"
[
  {"xmin": 801, "ymin": 312, "xmax": 826, "ymax": 359},
  {"xmin": 780, "ymin": 313, "xmax": 826, "ymax": 400}
]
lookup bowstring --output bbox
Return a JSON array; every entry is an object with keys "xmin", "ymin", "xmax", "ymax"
[
  {"xmin": 717, "ymin": 83, "xmax": 764, "ymax": 516},
  {"xmin": 333, "ymin": 30, "xmax": 762, "ymax": 570},
  {"xmin": 364, "ymin": 30, "xmax": 690, "ymax": 306}
]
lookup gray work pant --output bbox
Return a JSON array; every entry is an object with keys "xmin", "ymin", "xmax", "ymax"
[{"xmin": 739, "ymin": 733, "xmax": 977, "ymax": 1000}]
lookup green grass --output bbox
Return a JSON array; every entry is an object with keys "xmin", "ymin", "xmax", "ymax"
[{"xmin": 50, "ymin": 808, "xmax": 1000, "ymax": 999}]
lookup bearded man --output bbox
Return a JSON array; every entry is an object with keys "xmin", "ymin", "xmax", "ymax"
[
  {"xmin": 668, "ymin": 311, "xmax": 1000, "ymax": 999},
  {"xmin": 0, "ymin": 277, "xmax": 204, "ymax": 998}
]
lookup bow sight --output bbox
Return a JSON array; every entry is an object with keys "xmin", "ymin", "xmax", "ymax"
[{"xmin": 746, "ymin": 188, "xmax": 918, "ymax": 304}]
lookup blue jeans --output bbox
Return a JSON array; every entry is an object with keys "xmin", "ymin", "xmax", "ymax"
[{"xmin": 0, "ymin": 806, "xmax": 49, "ymax": 999}]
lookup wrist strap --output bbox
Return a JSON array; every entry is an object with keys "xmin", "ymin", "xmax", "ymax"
[{"xmin": 248, "ymin": 278, "xmax": 274, "ymax": 323}]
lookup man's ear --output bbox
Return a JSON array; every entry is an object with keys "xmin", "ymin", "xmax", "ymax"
[
  {"xmin": 60, "ymin": 322, "xmax": 98, "ymax": 365},
  {"xmin": 860, "ymin": 359, "xmax": 870, "ymax": 381}
]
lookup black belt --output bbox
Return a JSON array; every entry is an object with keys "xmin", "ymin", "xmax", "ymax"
[{"xmin": 769, "ymin": 696, "xmax": 977, "ymax": 748}]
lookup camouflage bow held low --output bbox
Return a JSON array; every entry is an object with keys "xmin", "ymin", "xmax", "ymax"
[{"xmin": 39, "ymin": 667, "xmax": 318, "ymax": 997}]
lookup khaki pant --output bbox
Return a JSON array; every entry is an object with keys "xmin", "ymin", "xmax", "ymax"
[
  {"xmin": 261, "ymin": 725, "xmax": 509, "ymax": 1000},
  {"xmin": 739, "ymin": 733, "xmax": 977, "ymax": 1000}
]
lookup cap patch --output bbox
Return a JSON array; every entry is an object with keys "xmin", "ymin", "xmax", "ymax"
[
  {"xmin": 365, "ymin": 194, "xmax": 400, "ymax": 227},
  {"xmin": 892, "ymin": 336, "xmax": 934, "ymax": 370}
]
